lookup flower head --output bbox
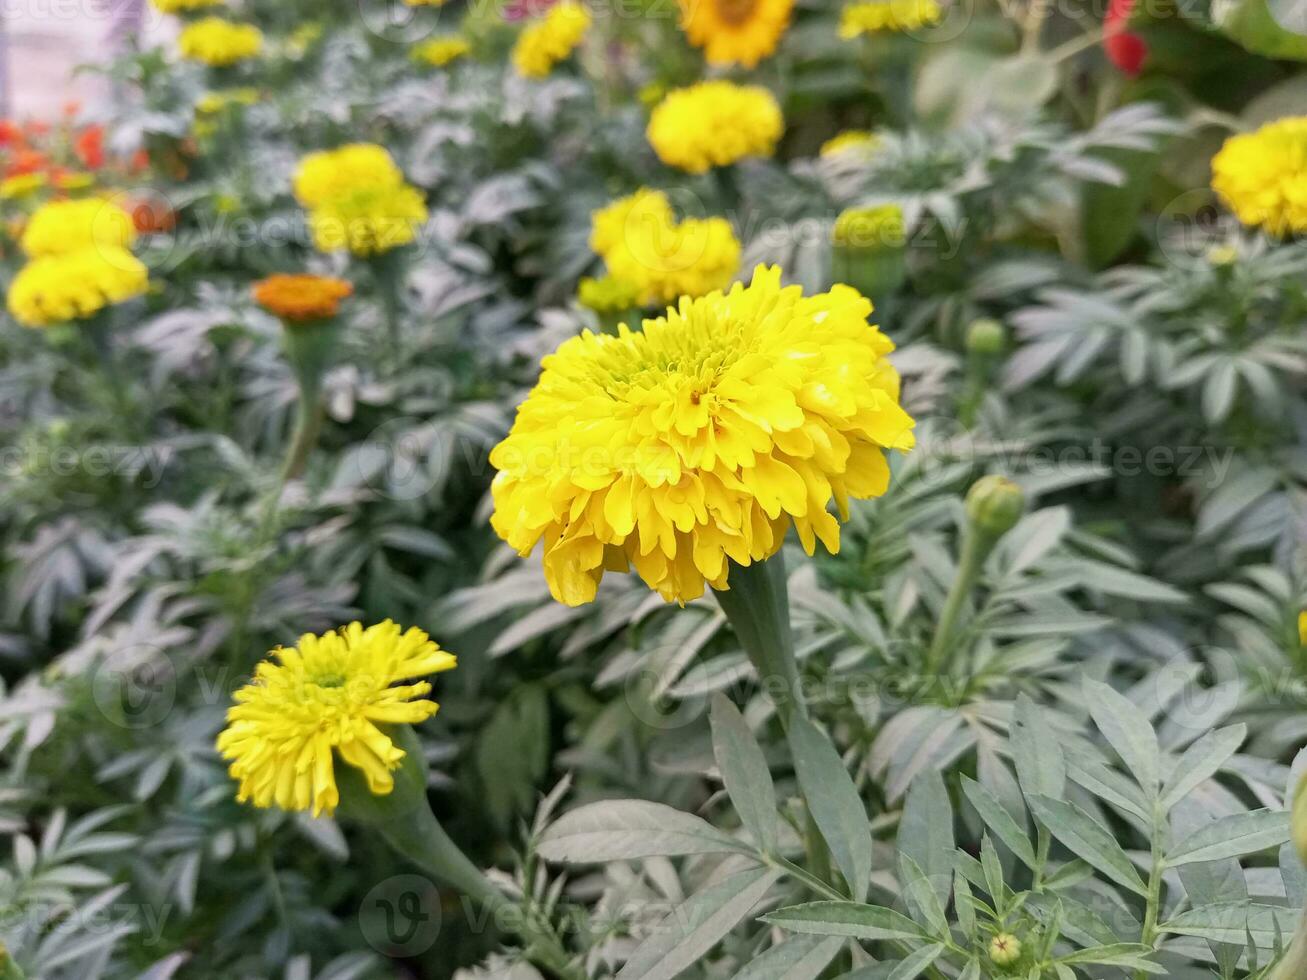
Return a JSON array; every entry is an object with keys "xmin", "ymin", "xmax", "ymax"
[
  {"xmin": 306, "ymin": 184, "xmax": 429, "ymax": 256},
  {"xmin": 832, "ymin": 204, "xmax": 905, "ymax": 250},
  {"xmin": 678, "ymin": 0, "xmax": 794, "ymax": 68},
  {"xmin": 820, "ymin": 130, "xmax": 881, "ymax": 158},
  {"xmin": 1104, "ymin": 0, "xmax": 1147, "ymax": 75},
  {"xmin": 512, "ymin": 2, "xmax": 591, "ymax": 78},
  {"xmin": 216, "ymin": 621, "xmax": 456, "ymax": 817},
  {"xmin": 989, "ymin": 934, "xmax": 1022, "ymax": 967},
  {"xmin": 413, "ymin": 36, "xmax": 472, "ymax": 67},
  {"xmin": 7, "ymin": 247, "xmax": 148, "ymax": 327},
  {"xmin": 254, "ymin": 274, "xmax": 353, "ymax": 322},
  {"xmin": 647, "ymin": 81, "xmax": 783, "ymax": 174},
  {"xmin": 178, "ymin": 18, "xmax": 263, "ymax": 66},
  {"xmin": 578, "ymin": 275, "xmax": 641, "ymax": 314},
  {"xmin": 489, "ymin": 265, "xmax": 916, "ymax": 605},
  {"xmin": 293, "ymin": 143, "xmax": 404, "ymax": 209},
  {"xmin": 20, "ymin": 197, "xmax": 136, "ymax": 257},
  {"xmin": 1211, "ymin": 117, "xmax": 1307, "ymax": 237},
  {"xmin": 838, "ymin": 0, "xmax": 942, "ymax": 36},
  {"xmin": 0, "ymin": 172, "xmax": 47, "ymax": 199},
  {"xmin": 196, "ymin": 87, "xmax": 260, "ymax": 114}
]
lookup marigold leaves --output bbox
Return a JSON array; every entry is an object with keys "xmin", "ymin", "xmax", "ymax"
[
  {"xmin": 762, "ymin": 901, "xmax": 928, "ymax": 942},
  {"xmin": 536, "ymin": 800, "xmax": 751, "ymax": 863},
  {"xmin": 1160, "ymin": 724, "xmax": 1246, "ymax": 810},
  {"xmin": 961, "ymin": 776, "xmax": 1037, "ymax": 869},
  {"xmin": 1083, "ymin": 678, "xmax": 1161, "ymax": 798},
  {"xmin": 1025, "ymin": 794, "xmax": 1149, "ymax": 896},
  {"xmin": 1164, "ymin": 810, "xmax": 1291, "ymax": 867},
  {"xmin": 788, "ymin": 716, "xmax": 872, "ymax": 900},
  {"xmin": 1160, "ymin": 902, "xmax": 1300, "ymax": 948},
  {"xmin": 709, "ymin": 694, "xmax": 777, "ymax": 854},
  {"xmin": 727, "ymin": 935, "xmax": 842, "ymax": 980}
]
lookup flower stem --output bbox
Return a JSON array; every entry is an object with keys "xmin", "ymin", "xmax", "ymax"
[
  {"xmin": 712, "ymin": 554, "xmax": 807, "ymax": 729},
  {"xmin": 923, "ymin": 525, "xmax": 986, "ymax": 682},
  {"xmin": 280, "ymin": 381, "xmax": 324, "ymax": 482}
]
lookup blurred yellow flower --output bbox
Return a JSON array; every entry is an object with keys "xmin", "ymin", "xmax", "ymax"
[
  {"xmin": 307, "ymin": 184, "xmax": 429, "ymax": 256},
  {"xmin": 838, "ymin": 0, "xmax": 942, "ymax": 36},
  {"xmin": 413, "ymin": 36, "xmax": 472, "ymax": 67},
  {"xmin": 820, "ymin": 130, "xmax": 881, "ymax": 158},
  {"xmin": 150, "ymin": 0, "xmax": 223, "ymax": 11},
  {"xmin": 0, "ymin": 172, "xmax": 47, "ymax": 199},
  {"xmin": 1299, "ymin": 610, "xmax": 1307, "ymax": 648},
  {"xmin": 293, "ymin": 143, "xmax": 404, "ymax": 208},
  {"xmin": 197, "ymin": 87, "xmax": 260, "ymax": 114},
  {"xmin": 489, "ymin": 264, "xmax": 916, "ymax": 605},
  {"xmin": 512, "ymin": 2, "xmax": 591, "ymax": 78},
  {"xmin": 647, "ymin": 81, "xmax": 783, "ymax": 174},
  {"xmin": 7, "ymin": 247, "xmax": 148, "ymax": 327},
  {"xmin": 216, "ymin": 621, "xmax": 456, "ymax": 817},
  {"xmin": 53, "ymin": 172, "xmax": 95, "ymax": 191},
  {"xmin": 678, "ymin": 0, "xmax": 794, "ymax": 68},
  {"xmin": 178, "ymin": 18, "xmax": 263, "ymax": 66},
  {"xmin": 578, "ymin": 275, "xmax": 641, "ymax": 314},
  {"xmin": 832, "ymin": 204, "xmax": 905, "ymax": 249},
  {"xmin": 1211, "ymin": 117, "xmax": 1307, "ymax": 237},
  {"xmin": 20, "ymin": 198, "xmax": 136, "ymax": 257}
]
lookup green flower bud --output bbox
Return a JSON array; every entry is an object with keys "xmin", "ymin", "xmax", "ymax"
[
  {"xmin": 831, "ymin": 204, "xmax": 907, "ymax": 299},
  {"xmin": 989, "ymin": 933, "xmax": 1021, "ymax": 967},
  {"xmin": 965, "ymin": 317, "xmax": 1006, "ymax": 355},
  {"xmin": 965, "ymin": 475, "xmax": 1025, "ymax": 539}
]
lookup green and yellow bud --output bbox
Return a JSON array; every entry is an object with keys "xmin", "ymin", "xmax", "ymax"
[
  {"xmin": 966, "ymin": 317, "xmax": 1007, "ymax": 355},
  {"xmin": 989, "ymin": 933, "xmax": 1021, "ymax": 967},
  {"xmin": 831, "ymin": 204, "xmax": 907, "ymax": 299},
  {"xmin": 965, "ymin": 475, "xmax": 1026, "ymax": 540}
]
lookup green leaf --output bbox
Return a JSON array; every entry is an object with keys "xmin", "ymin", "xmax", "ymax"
[
  {"xmin": 1161, "ymin": 902, "xmax": 1300, "ymax": 947},
  {"xmin": 1027, "ymin": 795, "xmax": 1148, "ymax": 896},
  {"xmin": 899, "ymin": 770, "xmax": 954, "ymax": 913},
  {"xmin": 961, "ymin": 777, "xmax": 1037, "ymax": 869},
  {"xmin": 789, "ymin": 716, "xmax": 872, "ymax": 900},
  {"xmin": 710, "ymin": 694, "xmax": 777, "ymax": 853},
  {"xmin": 887, "ymin": 944, "xmax": 945, "ymax": 980},
  {"xmin": 1012, "ymin": 695, "xmax": 1066, "ymax": 799},
  {"xmin": 762, "ymin": 902, "xmax": 928, "ymax": 942},
  {"xmin": 1082, "ymin": 147, "xmax": 1162, "ymax": 269},
  {"xmin": 1216, "ymin": 0, "xmax": 1307, "ymax": 59},
  {"xmin": 1160, "ymin": 724, "xmax": 1246, "ymax": 810},
  {"xmin": 1056, "ymin": 943, "xmax": 1165, "ymax": 974},
  {"xmin": 1165, "ymin": 809, "xmax": 1291, "ymax": 867},
  {"xmin": 729, "ymin": 936, "xmax": 843, "ymax": 980},
  {"xmin": 1083, "ymin": 678, "xmax": 1161, "ymax": 797},
  {"xmin": 538, "ymin": 800, "xmax": 750, "ymax": 863}
]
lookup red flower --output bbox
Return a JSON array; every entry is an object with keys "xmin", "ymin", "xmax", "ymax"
[
  {"xmin": 75, "ymin": 125, "xmax": 106, "ymax": 170},
  {"xmin": 7, "ymin": 149, "xmax": 48, "ymax": 176},
  {"xmin": 0, "ymin": 120, "xmax": 22, "ymax": 147},
  {"xmin": 1104, "ymin": 0, "xmax": 1147, "ymax": 76}
]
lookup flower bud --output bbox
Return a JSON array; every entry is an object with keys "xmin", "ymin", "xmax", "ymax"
[
  {"xmin": 966, "ymin": 317, "xmax": 1006, "ymax": 355},
  {"xmin": 831, "ymin": 204, "xmax": 907, "ymax": 299},
  {"xmin": 989, "ymin": 933, "xmax": 1021, "ymax": 967},
  {"xmin": 965, "ymin": 475, "xmax": 1025, "ymax": 539}
]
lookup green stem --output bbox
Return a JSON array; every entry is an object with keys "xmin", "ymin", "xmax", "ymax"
[
  {"xmin": 371, "ymin": 251, "xmax": 405, "ymax": 366},
  {"xmin": 0, "ymin": 942, "xmax": 24, "ymax": 980},
  {"xmin": 923, "ymin": 526, "xmax": 990, "ymax": 681},
  {"xmin": 280, "ymin": 381, "xmax": 324, "ymax": 482},
  {"xmin": 712, "ymin": 555, "xmax": 807, "ymax": 729},
  {"xmin": 1136, "ymin": 803, "xmax": 1166, "ymax": 980},
  {"xmin": 1269, "ymin": 908, "xmax": 1307, "ymax": 980}
]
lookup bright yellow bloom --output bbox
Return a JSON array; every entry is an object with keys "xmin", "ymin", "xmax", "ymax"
[
  {"xmin": 838, "ymin": 0, "xmax": 942, "ymax": 36},
  {"xmin": 1299, "ymin": 610, "xmax": 1307, "ymax": 647},
  {"xmin": 178, "ymin": 18, "xmax": 263, "ymax": 66},
  {"xmin": 216, "ymin": 621, "xmax": 456, "ymax": 817},
  {"xmin": 489, "ymin": 265, "xmax": 916, "ymax": 605},
  {"xmin": 578, "ymin": 275, "xmax": 641, "ymax": 314},
  {"xmin": 293, "ymin": 144, "xmax": 404, "ymax": 209},
  {"xmin": 413, "ymin": 36, "xmax": 472, "ymax": 67},
  {"xmin": 1211, "ymin": 117, "xmax": 1307, "ymax": 237},
  {"xmin": 20, "ymin": 197, "xmax": 136, "ymax": 258},
  {"xmin": 647, "ymin": 81, "xmax": 783, "ymax": 174},
  {"xmin": 0, "ymin": 172, "xmax": 47, "ymax": 199},
  {"xmin": 307, "ymin": 184, "xmax": 429, "ymax": 256},
  {"xmin": 833, "ymin": 204, "xmax": 905, "ymax": 249},
  {"xmin": 196, "ymin": 87, "xmax": 260, "ymax": 114},
  {"xmin": 7, "ymin": 247, "xmax": 148, "ymax": 327},
  {"xmin": 405, "ymin": 0, "xmax": 447, "ymax": 5},
  {"xmin": 512, "ymin": 1, "xmax": 591, "ymax": 77},
  {"xmin": 678, "ymin": 0, "xmax": 794, "ymax": 68},
  {"xmin": 821, "ymin": 130, "xmax": 881, "ymax": 158},
  {"xmin": 151, "ymin": 0, "xmax": 223, "ymax": 11}
]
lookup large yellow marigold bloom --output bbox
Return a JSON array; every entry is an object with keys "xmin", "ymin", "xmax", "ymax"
[
  {"xmin": 8, "ymin": 248, "xmax": 148, "ymax": 327},
  {"xmin": 838, "ymin": 0, "xmax": 942, "ymax": 36},
  {"xmin": 489, "ymin": 265, "xmax": 916, "ymax": 605},
  {"xmin": 178, "ymin": 18, "xmax": 263, "ymax": 66},
  {"xmin": 216, "ymin": 621, "xmax": 456, "ymax": 817},
  {"xmin": 293, "ymin": 144, "xmax": 405, "ymax": 209},
  {"xmin": 647, "ymin": 81, "xmax": 783, "ymax": 174},
  {"xmin": 679, "ymin": 0, "xmax": 794, "ymax": 67},
  {"xmin": 307, "ymin": 185, "xmax": 429, "ymax": 256},
  {"xmin": 20, "ymin": 198, "xmax": 137, "ymax": 258},
  {"xmin": 512, "ymin": 2, "xmax": 591, "ymax": 78},
  {"xmin": 1211, "ymin": 117, "xmax": 1307, "ymax": 237}
]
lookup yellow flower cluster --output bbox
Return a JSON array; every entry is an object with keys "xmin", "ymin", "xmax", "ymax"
[
  {"xmin": 151, "ymin": 0, "xmax": 222, "ymax": 11},
  {"xmin": 0, "ymin": 173, "xmax": 47, "ymax": 199},
  {"xmin": 832, "ymin": 204, "xmax": 906, "ymax": 249},
  {"xmin": 512, "ymin": 2, "xmax": 592, "ymax": 78},
  {"xmin": 589, "ymin": 189, "xmax": 740, "ymax": 305},
  {"xmin": 821, "ymin": 130, "xmax": 881, "ymax": 158},
  {"xmin": 7, "ymin": 199, "xmax": 147, "ymax": 328},
  {"xmin": 679, "ymin": 0, "xmax": 794, "ymax": 68},
  {"xmin": 838, "ymin": 0, "xmax": 942, "ymax": 36},
  {"xmin": 413, "ymin": 36, "xmax": 471, "ymax": 67},
  {"xmin": 178, "ymin": 18, "xmax": 263, "ymax": 66},
  {"xmin": 647, "ymin": 81, "xmax": 783, "ymax": 174},
  {"xmin": 196, "ymin": 87, "xmax": 260, "ymax": 114},
  {"xmin": 293, "ymin": 144, "xmax": 429, "ymax": 256},
  {"xmin": 489, "ymin": 265, "xmax": 916, "ymax": 605},
  {"xmin": 216, "ymin": 621, "xmax": 456, "ymax": 817},
  {"xmin": 1211, "ymin": 117, "xmax": 1307, "ymax": 237}
]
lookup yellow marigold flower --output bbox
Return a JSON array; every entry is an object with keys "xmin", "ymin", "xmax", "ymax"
[
  {"xmin": 0, "ymin": 172, "xmax": 47, "ymax": 199},
  {"xmin": 151, "ymin": 0, "xmax": 223, "ymax": 11},
  {"xmin": 196, "ymin": 87, "xmax": 260, "ymax": 114},
  {"xmin": 293, "ymin": 143, "xmax": 404, "ymax": 209},
  {"xmin": 253, "ymin": 273, "xmax": 353, "ymax": 322},
  {"xmin": 1299, "ymin": 610, "xmax": 1307, "ymax": 647},
  {"xmin": 307, "ymin": 184, "xmax": 429, "ymax": 256},
  {"xmin": 821, "ymin": 130, "xmax": 881, "ymax": 158},
  {"xmin": 489, "ymin": 265, "xmax": 916, "ymax": 605},
  {"xmin": 589, "ymin": 188, "xmax": 676, "ymax": 258},
  {"xmin": 216, "ymin": 621, "xmax": 456, "ymax": 817},
  {"xmin": 838, "ymin": 0, "xmax": 942, "ymax": 37},
  {"xmin": 832, "ymin": 204, "xmax": 905, "ymax": 249},
  {"xmin": 647, "ymin": 81, "xmax": 783, "ymax": 174},
  {"xmin": 512, "ymin": 2, "xmax": 591, "ymax": 78},
  {"xmin": 678, "ymin": 0, "xmax": 794, "ymax": 68},
  {"xmin": 178, "ymin": 18, "xmax": 263, "ymax": 67},
  {"xmin": 20, "ymin": 197, "xmax": 136, "ymax": 258},
  {"xmin": 53, "ymin": 172, "xmax": 95, "ymax": 191},
  {"xmin": 1211, "ymin": 117, "xmax": 1307, "ymax": 237},
  {"xmin": 578, "ymin": 275, "xmax": 641, "ymax": 314},
  {"xmin": 413, "ymin": 36, "xmax": 472, "ymax": 67},
  {"xmin": 7, "ymin": 247, "xmax": 148, "ymax": 327}
]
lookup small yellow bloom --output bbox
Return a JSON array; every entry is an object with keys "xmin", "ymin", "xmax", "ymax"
[
  {"xmin": 647, "ymin": 81, "xmax": 783, "ymax": 174},
  {"xmin": 150, "ymin": 0, "xmax": 223, "ymax": 11},
  {"xmin": 489, "ymin": 264, "xmax": 916, "ymax": 605},
  {"xmin": 404, "ymin": 0, "xmax": 447, "ymax": 5},
  {"xmin": 839, "ymin": 0, "xmax": 942, "ymax": 37},
  {"xmin": 293, "ymin": 143, "xmax": 405, "ymax": 209},
  {"xmin": 578, "ymin": 275, "xmax": 641, "ymax": 314},
  {"xmin": 678, "ymin": 0, "xmax": 794, "ymax": 68},
  {"xmin": 1211, "ymin": 117, "xmax": 1307, "ymax": 237},
  {"xmin": 1299, "ymin": 610, "xmax": 1306, "ymax": 648},
  {"xmin": 0, "ymin": 172, "xmax": 47, "ymax": 199},
  {"xmin": 307, "ymin": 184, "xmax": 429, "ymax": 256},
  {"xmin": 196, "ymin": 87, "xmax": 260, "ymax": 114},
  {"xmin": 832, "ymin": 204, "xmax": 905, "ymax": 249},
  {"xmin": 20, "ymin": 197, "xmax": 136, "ymax": 258},
  {"xmin": 413, "ymin": 36, "xmax": 472, "ymax": 67},
  {"xmin": 8, "ymin": 247, "xmax": 148, "ymax": 327},
  {"xmin": 53, "ymin": 172, "xmax": 95, "ymax": 191},
  {"xmin": 178, "ymin": 18, "xmax": 263, "ymax": 66},
  {"xmin": 512, "ymin": 2, "xmax": 591, "ymax": 78},
  {"xmin": 820, "ymin": 130, "xmax": 881, "ymax": 158},
  {"xmin": 216, "ymin": 621, "xmax": 456, "ymax": 817},
  {"xmin": 253, "ymin": 273, "xmax": 353, "ymax": 322}
]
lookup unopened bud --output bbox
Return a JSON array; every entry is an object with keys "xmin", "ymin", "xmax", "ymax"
[
  {"xmin": 965, "ymin": 475, "xmax": 1025, "ymax": 539},
  {"xmin": 966, "ymin": 318, "xmax": 1006, "ymax": 355},
  {"xmin": 989, "ymin": 933, "xmax": 1021, "ymax": 967}
]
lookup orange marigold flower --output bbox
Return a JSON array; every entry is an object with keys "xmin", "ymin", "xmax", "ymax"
[
  {"xmin": 253, "ymin": 273, "xmax": 353, "ymax": 322},
  {"xmin": 75, "ymin": 126, "xmax": 106, "ymax": 170},
  {"xmin": 129, "ymin": 194, "xmax": 176, "ymax": 233}
]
